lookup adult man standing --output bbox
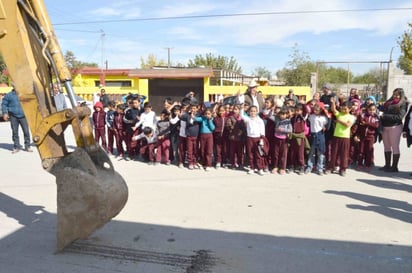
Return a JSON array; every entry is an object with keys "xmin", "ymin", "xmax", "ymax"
[
  {"xmin": 243, "ymin": 79, "xmax": 265, "ymax": 113},
  {"xmin": 319, "ymin": 83, "xmax": 338, "ymax": 108},
  {"xmin": 1, "ymin": 85, "xmax": 33, "ymax": 153},
  {"xmin": 99, "ymin": 88, "xmax": 110, "ymax": 109},
  {"xmin": 52, "ymin": 83, "xmax": 67, "ymax": 111}
]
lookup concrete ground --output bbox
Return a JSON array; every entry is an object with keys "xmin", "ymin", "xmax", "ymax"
[{"xmin": 0, "ymin": 121, "xmax": 411, "ymax": 273}]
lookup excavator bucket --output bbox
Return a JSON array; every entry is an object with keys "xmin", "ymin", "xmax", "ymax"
[
  {"xmin": 51, "ymin": 147, "xmax": 128, "ymax": 251},
  {"xmin": 0, "ymin": 0, "xmax": 128, "ymax": 251}
]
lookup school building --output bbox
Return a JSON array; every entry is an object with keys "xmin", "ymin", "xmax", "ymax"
[{"xmin": 1, "ymin": 67, "xmax": 311, "ymax": 113}]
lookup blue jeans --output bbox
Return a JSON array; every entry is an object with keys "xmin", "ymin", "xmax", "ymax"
[
  {"xmin": 307, "ymin": 149, "xmax": 325, "ymax": 172},
  {"xmin": 9, "ymin": 115, "xmax": 31, "ymax": 149}
]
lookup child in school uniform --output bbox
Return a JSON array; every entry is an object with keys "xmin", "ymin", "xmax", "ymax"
[
  {"xmin": 194, "ymin": 108, "xmax": 216, "ymax": 171},
  {"xmin": 271, "ymin": 107, "xmax": 293, "ymax": 175},
  {"xmin": 240, "ymin": 105, "xmax": 266, "ymax": 175},
  {"xmin": 134, "ymin": 102, "xmax": 157, "ymax": 131},
  {"xmin": 226, "ymin": 104, "xmax": 246, "ymax": 170},
  {"xmin": 92, "ymin": 101, "xmax": 107, "ymax": 151},
  {"xmin": 305, "ymin": 103, "xmax": 330, "ymax": 175},
  {"xmin": 169, "ymin": 105, "xmax": 181, "ymax": 165},
  {"xmin": 106, "ymin": 100, "xmax": 116, "ymax": 155},
  {"xmin": 155, "ymin": 109, "xmax": 172, "ymax": 165},
  {"xmin": 353, "ymin": 103, "xmax": 380, "ymax": 172},
  {"xmin": 123, "ymin": 96, "xmax": 141, "ymax": 160},
  {"xmin": 133, "ymin": 126, "xmax": 158, "ymax": 164},
  {"xmin": 260, "ymin": 97, "xmax": 276, "ymax": 171},
  {"xmin": 180, "ymin": 103, "xmax": 200, "ymax": 170},
  {"xmin": 113, "ymin": 103, "xmax": 126, "ymax": 158},
  {"xmin": 212, "ymin": 104, "xmax": 228, "ymax": 169},
  {"xmin": 289, "ymin": 103, "xmax": 308, "ymax": 175},
  {"xmin": 325, "ymin": 98, "xmax": 356, "ymax": 176}
]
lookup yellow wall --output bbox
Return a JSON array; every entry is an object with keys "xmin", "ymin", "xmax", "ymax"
[
  {"xmin": 1, "ymin": 76, "xmax": 310, "ymax": 103},
  {"xmin": 204, "ymin": 84, "xmax": 311, "ymax": 102}
]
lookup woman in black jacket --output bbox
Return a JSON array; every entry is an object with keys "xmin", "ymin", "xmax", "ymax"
[{"xmin": 379, "ymin": 88, "xmax": 409, "ymax": 172}]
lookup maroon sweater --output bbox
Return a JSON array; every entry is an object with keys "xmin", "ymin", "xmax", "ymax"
[
  {"xmin": 93, "ymin": 110, "xmax": 106, "ymax": 129},
  {"xmin": 354, "ymin": 113, "xmax": 380, "ymax": 140}
]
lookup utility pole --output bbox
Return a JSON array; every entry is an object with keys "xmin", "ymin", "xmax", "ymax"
[
  {"xmin": 100, "ymin": 30, "xmax": 106, "ymax": 86},
  {"xmin": 165, "ymin": 47, "xmax": 173, "ymax": 68}
]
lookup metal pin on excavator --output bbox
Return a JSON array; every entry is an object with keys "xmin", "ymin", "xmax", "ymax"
[{"xmin": 0, "ymin": 0, "xmax": 128, "ymax": 251}]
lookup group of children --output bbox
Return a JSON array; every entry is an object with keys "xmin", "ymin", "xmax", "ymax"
[{"xmin": 91, "ymin": 92, "xmax": 381, "ymax": 176}]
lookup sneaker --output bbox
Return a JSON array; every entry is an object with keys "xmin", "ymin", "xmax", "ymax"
[
  {"xmin": 324, "ymin": 169, "xmax": 331, "ymax": 175},
  {"xmin": 247, "ymin": 169, "xmax": 254, "ymax": 175},
  {"xmin": 279, "ymin": 169, "xmax": 286, "ymax": 175},
  {"xmin": 215, "ymin": 162, "xmax": 221, "ymax": 169},
  {"xmin": 11, "ymin": 148, "xmax": 20, "ymax": 154},
  {"xmin": 148, "ymin": 161, "xmax": 154, "ymax": 165},
  {"xmin": 178, "ymin": 163, "xmax": 184, "ymax": 168},
  {"xmin": 258, "ymin": 169, "xmax": 264, "ymax": 176},
  {"xmin": 154, "ymin": 162, "xmax": 160, "ymax": 166},
  {"xmin": 165, "ymin": 161, "xmax": 171, "ymax": 166},
  {"xmin": 304, "ymin": 168, "xmax": 311, "ymax": 174},
  {"xmin": 339, "ymin": 170, "xmax": 346, "ymax": 177},
  {"xmin": 188, "ymin": 165, "xmax": 194, "ymax": 170},
  {"xmin": 24, "ymin": 147, "xmax": 33, "ymax": 152},
  {"xmin": 271, "ymin": 168, "xmax": 278, "ymax": 174},
  {"xmin": 316, "ymin": 170, "xmax": 324, "ymax": 176},
  {"xmin": 205, "ymin": 167, "xmax": 211, "ymax": 171}
]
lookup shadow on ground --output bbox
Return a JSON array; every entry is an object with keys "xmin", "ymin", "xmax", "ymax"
[
  {"xmin": 1, "ymin": 192, "xmax": 411, "ymax": 273},
  {"xmin": 324, "ymin": 189, "xmax": 412, "ymax": 224}
]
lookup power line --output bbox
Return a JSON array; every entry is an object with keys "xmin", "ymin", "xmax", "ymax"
[{"xmin": 53, "ymin": 7, "xmax": 412, "ymax": 26}]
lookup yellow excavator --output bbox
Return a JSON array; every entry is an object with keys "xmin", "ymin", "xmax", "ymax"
[{"xmin": 0, "ymin": 0, "xmax": 128, "ymax": 251}]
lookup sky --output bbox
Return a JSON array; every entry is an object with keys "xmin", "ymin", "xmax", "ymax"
[{"xmin": 43, "ymin": 0, "xmax": 412, "ymax": 77}]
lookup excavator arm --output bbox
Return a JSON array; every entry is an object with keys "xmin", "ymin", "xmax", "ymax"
[{"xmin": 0, "ymin": 0, "xmax": 128, "ymax": 251}]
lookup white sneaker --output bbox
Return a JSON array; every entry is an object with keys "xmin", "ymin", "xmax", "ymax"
[
  {"xmin": 247, "ymin": 169, "xmax": 254, "ymax": 175},
  {"xmin": 205, "ymin": 167, "xmax": 211, "ymax": 171},
  {"xmin": 258, "ymin": 169, "xmax": 264, "ymax": 176}
]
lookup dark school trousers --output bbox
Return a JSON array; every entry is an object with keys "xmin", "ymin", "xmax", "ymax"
[
  {"xmin": 199, "ymin": 133, "xmax": 214, "ymax": 167},
  {"xmin": 156, "ymin": 138, "xmax": 171, "ymax": 163},
  {"xmin": 327, "ymin": 136, "xmax": 350, "ymax": 171},
  {"xmin": 213, "ymin": 133, "xmax": 227, "ymax": 165},
  {"xmin": 246, "ymin": 136, "xmax": 265, "ymax": 171},
  {"xmin": 94, "ymin": 127, "xmax": 107, "ymax": 150},
  {"xmin": 357, "ymin": 136, "xmax": 375, "ymax": 167},
  {"xmin": 186, "ymin": 136, "xmax": 198, "ymax": 166},
  {"xmin": 178, "ymin": 136, "xmax": 187, "ymax": 165},
  {"xmin": 289, "ymin": 138, "xmax": 305, "ymax": 168},
  {"xmin": 272, "ymin": 137, "xmax": 288, "ymax": 170},
  {"xmin": 107, "ymin": 127, "xmax": 115, "ymax": 154},
  {"xmin": 229, "ymin": 139, "xmax": 245, "ymax": 167},
  {"xmin": 115, "ymin": 129, "xmax": 125, "ymax": 156}
]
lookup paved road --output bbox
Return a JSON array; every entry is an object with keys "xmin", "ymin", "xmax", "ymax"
[{"xmin": 0, "ymin": 121, "xmax": 411, "ymax": 273}]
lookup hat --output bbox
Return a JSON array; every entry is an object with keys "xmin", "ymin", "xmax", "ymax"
[
  {"xmin": 322, "ymin": 83, "xmax": 333, "ymax": 90},
  {"xmin": 248, "ymin": 79, "xmax": 259, "ymax": 88}
]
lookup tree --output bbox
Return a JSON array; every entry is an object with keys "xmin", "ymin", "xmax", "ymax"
[
  {"xmin": 276, "ymin": 45, "xmax": 315, "ymax": 86},
  {"xmin": 64, "ymin": 50, "xmax": 98, "ymax": 73},
  {"xmin": 187, "ymin": 53, "xmax": 242, "ymax": 73},
  {"xmin": 352, "ymin": 67, "xmax": 386, "ymax": 84},
  {"xmin": 398, "ymin": 23, "xmax": 412, "ymax": 74},
  {"xmin": 140, "ymin": 53, "xmax": 167, "ymax": 69},
  {"xmin": 252, "ymin": 66, "xmax": 272, "ymax": 80},
  {"xmin": 0, "ymin": 53, "xmax": 9, "ymax": 84}
]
